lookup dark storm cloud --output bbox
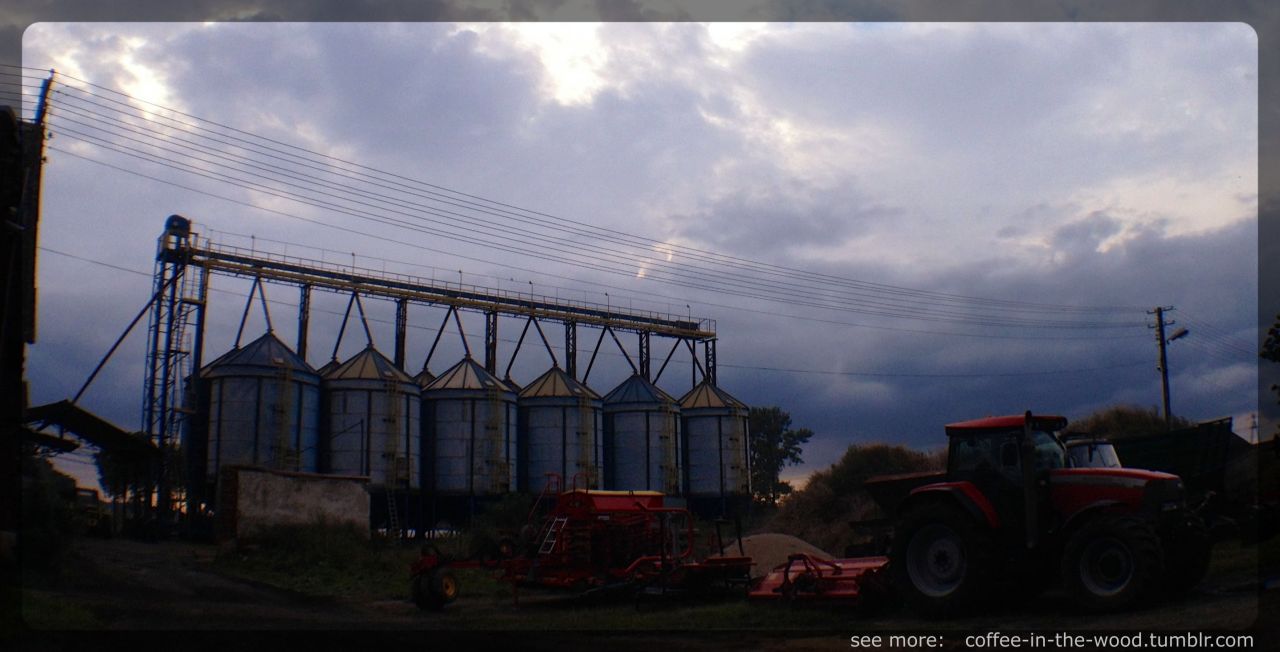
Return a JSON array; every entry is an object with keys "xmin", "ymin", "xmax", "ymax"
[
  {"xmin": 711, "ymin": 215, "xmax": 1256, "ymax": 472},
  {"xmin": 1049, "ymin": 213, "xmax": 1124, "ymax": 258},
  {"xmin": 673, "ymin": 183, "xmax": 893, "ymax": 256}
]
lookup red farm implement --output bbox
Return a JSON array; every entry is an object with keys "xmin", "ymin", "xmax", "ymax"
[
  {"xmin": 410, "ymin": 476, "xmax": 753, "ymax": 610},
  {"xmin": 747, "ymin": 554, "xmax": 891, "ymax": 605}
]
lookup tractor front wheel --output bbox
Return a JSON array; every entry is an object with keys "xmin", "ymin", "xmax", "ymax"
[
  {"xmin": 890, "ymin": 504, "xmax": 995, "ymax": 618},
  {"xmin": 1061, "ymin": 515, "xmax": 1163, "ymax": 612}
]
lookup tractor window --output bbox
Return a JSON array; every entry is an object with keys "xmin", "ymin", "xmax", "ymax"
[
  {"xmin": 1030, "ymin": 430, "xmax": 1066, "ymax": 470},
  {"xmin": 1066, "ymin": 442, "xmax": 1121, "ymax": 468},
  {"xmin": 949, "ymin": 434, "xmax": 1002, "ymax": 474}
]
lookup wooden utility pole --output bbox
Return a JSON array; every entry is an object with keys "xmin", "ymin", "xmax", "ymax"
[{"xmin": 1149, "ymin": 306, "xmax": 1174, "ymax": 430}]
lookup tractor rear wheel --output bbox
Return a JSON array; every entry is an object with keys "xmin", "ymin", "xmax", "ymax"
[
  {"xmin": 1061, "ymin": 515, "xmax": 1163, "ymax": 612},
  {"xmin": 890, "ymin": 504, "xmax": 996, "ymax": 618}
]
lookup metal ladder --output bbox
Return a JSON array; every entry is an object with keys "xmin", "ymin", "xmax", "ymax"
[{"xmin": 539, "ymin": 516, "xmax": 569, "ymax": 554}]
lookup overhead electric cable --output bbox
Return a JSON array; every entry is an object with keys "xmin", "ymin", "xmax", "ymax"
[{"xmin": 37, "ymin": 69, "xmax": 1148, "ymax": 318}]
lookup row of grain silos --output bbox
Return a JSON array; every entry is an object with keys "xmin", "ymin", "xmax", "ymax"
[{"xmin": 194, "ymin": 331, "xmax": 750, "ymax": 521}]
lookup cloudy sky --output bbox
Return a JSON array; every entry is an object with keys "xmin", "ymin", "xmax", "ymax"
[{"xmin": 15, "ymin": 21, "xmax": 1262, "ymax": 489}]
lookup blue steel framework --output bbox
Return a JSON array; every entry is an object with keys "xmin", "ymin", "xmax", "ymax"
[{"xmin": 143, "ymin": 216, "xmax": 719, "ymax": 522}]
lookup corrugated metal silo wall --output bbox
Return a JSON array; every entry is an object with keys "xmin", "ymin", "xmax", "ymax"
[
  {"xmin": 423, "ymin": 392, "xmax": 516, "ymax": 495},
  {"xmin": 519, "ymin": 397, "xmax": 602, "ymax": 492},
  {"xmin": 325, "ymin": 382, "xmax": 420, "ymax": 488},
  {"xmin": 681, "ymin": 408, "xmax": 750, "ymax": 497},
  {"xmin": 206, "ymin": 375, "xmax": 321, "ymax": 481},
  {"xmin": 604, "ymin": 407, "xmax": 681, "ymax": 494}
]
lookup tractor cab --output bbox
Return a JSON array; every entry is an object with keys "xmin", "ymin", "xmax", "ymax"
[{"xmin": 946, "ymin": 414, "xmax": 1068, "ymax": 481}]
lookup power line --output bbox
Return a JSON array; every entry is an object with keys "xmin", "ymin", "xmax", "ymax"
[
  {"xmin": 35, "ymin": 152, "xmax": 1149, "ymax": 342},
  {"xmin": 48, "ymin": 128, "xmax": 1143, "ymax": 331},
  {"xmin": 717, "ymin": 360, "xmax": 1151, "ymax": 379},
  {"xmin": 33, "ymin": 70, "xmax": 1150, "ymax": 323},
  {"xmin": 46, "ymin": 68, "xmax": 1116, "ymax": 313}
]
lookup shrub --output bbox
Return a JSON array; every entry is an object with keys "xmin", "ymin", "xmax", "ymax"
[{"xmin": 768, "ymin": 443, "xmax": 943, "ymax": 554}]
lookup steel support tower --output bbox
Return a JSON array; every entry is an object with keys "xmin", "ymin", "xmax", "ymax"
[{"xmin": 142, "ymin": 216, "xmax": 208, "ymax": 522}]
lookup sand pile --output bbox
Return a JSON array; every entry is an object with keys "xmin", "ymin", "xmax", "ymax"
[{"xmin": 715, "ymin": 533, "xmax": 833, "ymax": 577}]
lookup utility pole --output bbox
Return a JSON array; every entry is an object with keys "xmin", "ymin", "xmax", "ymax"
[{"xmin": 1148, "ymin": 306, "xmax": 1175, "ymax": 430}]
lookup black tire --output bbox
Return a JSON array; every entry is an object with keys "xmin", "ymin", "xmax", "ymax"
[
  {"xmin": 1163, "ymin": 516, "xmax": 1211, "ymax": 594},
  {"xmin": 890, "ymin": 504, "xmax": 996, "ymax": 619},
  {"xmin": 1061, "ymin": 515, "xmax": 1163, "ymax": 612},
  {"xmin": 412, "ymin": 567, "xmax": 460, "ymax": 611}
]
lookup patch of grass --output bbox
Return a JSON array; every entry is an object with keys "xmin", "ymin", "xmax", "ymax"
[
  {"xmin": 215, "ymin": 522, "xmax": 420, "ymax": 601},
  {"xmin": 18, "ymin": 590, "xmax": 104, "ymax": 630}
]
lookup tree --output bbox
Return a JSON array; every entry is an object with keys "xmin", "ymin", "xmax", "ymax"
[
  {"xmin": 769, "ymin": 442, "xmax": 943, "ymax": 554},
  {"xmin": 1263, "ymin": 313, "xmax": 1280, "ymax": 439},
  {"xmin": 748, "ymin": 406, "xmax": 812, "ymax": 506},
  {"xmin": 1071, "ymin": 404, "xmax": 1194, "ymax": 439}
]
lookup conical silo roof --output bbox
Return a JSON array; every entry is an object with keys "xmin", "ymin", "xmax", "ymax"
[
  {"xmin": 502, "ymin": 376, "xmax": 523, "ymax": 393},
  {"xmin": 519, "ymin": 366, "xmax": 600, "ymax": 401},
  {"xmin": 678, "ymin": 380, "xmax": 747, "ymax": 411},
  {"xmin": 325, "ymin": 346, "xmax": 414, "ymax": 384},
  {"xmin": 413, "ymin": 368, "xmax": 436, "ymax": 389},
  {"xmin": 198, "ymin": 343, "xmax": 242, "ymax": 378},
  {"xmin": 424, "ymin": 356, "xmax": 512, "ymax": 394},
  {"xmin": 604, "ymin": 373, "xmax": 676, "ymax": 407},
  {"xmin": 317, "ymin": 358, "xmax": 342, "ymax": 377},
  {"xmin": 203, "ymin": 331, "xmax": 318, "ymax": 380}
]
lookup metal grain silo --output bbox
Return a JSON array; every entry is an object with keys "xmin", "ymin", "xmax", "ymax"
[
  {"xmin": 201, "ymin": 331, "xmax": 321, "ymax": 480},
  {"xmin": 679, "ymin": 381, "xmax": 750, "ymax": 506},
  {"xmin": 518, "ymin": 366, "xmax": 603, "ymax": 492},
  {"xmin": 323, "ymin": 346, "xmax": 420, "ymax": 488},
  {"xmin": 603, "ymin": 374, "xmax": 681, "ymax": 494},
  {"xmin": 421, "ymin": 356, "xmax": 517, "ymax": 496}
]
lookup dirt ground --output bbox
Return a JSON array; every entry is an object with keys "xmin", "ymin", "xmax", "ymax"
[{"xmin": 13, "ymin": 535, "xmax": 1277, "ymax": 648}]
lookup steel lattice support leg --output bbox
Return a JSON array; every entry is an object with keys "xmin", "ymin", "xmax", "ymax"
[
  {"xmin": 394, "ymin": 298, "xmax": 409, "ymax": 370},
  {"xmin": 639, "ymin": 331, "xmax": 651, "ymax": 381},
  {"xmin": 565, "ymin": 321, "xmax": 577, "ymax": 379},
  {"xmin": 705, "ymin": 338, "xmax": 717, "ymax": 387},
  {"xmin": 484, "ymin": 310, "xmax": 498, "ymax": 374}
]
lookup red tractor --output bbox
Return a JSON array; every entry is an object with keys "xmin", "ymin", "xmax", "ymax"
[{"xmin": 866, "ymin": 411, "xmax": 1211, "ymax": 617}]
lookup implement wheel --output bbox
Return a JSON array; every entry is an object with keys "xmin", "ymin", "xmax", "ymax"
[
  {"xmin": 1061, "ymin": 515, "xmax": 1163, "ymax": 612},
  {"xmin": 412, "ymin": 567, "xmax": 460, "ymax": 611},
  {"xmin": 890, "ymin": 504, "xmax": 995, "ymax": 618}
]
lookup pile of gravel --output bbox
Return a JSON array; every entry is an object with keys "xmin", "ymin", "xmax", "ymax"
[{"xmin": 714, "ymin": 533, "xmax": 833, "ymax": 578}]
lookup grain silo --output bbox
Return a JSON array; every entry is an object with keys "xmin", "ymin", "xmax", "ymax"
[
  {"xmin": 679, "ymin": 380, "xmax": 750, "ymax": 515},
  {"xmin": 602, "ymin": 374, "xmax": 681, "ymax": 494},
  {"xmin": 323, "ymin": 346, "xmax": 420, "ymax": 489},
  {"xmin": 421, "ymin": 356, "xmax": 518, "ymax": 500},
  {"xmin": 201, "ymin": 331, "xmax": 321, "ymax": 481},
  {"xmin": 518, "ymin": 366, "xmax": 603, "ymax": 492}
]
